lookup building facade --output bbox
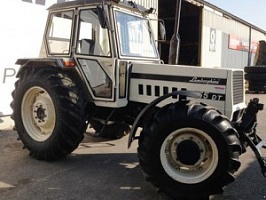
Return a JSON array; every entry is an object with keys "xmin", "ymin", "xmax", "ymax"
[{"xmin": 158, "ymin": 0, "xmax": 266, "ymax": 68}]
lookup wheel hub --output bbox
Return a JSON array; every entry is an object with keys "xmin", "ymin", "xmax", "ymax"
[
  {"xmin": 21, "ymin": 87, "xmax": 56, "ymax": 142},
  {"xmin": 32, "ymin": 92, "xmax": 54, "ymax": 129},
  {"xmin": 33, "ymin": 104, "xmax": 47, "ymax": 124},
  {"xmin": 166, "ymin": 132, "xmax": 206, "ymax": 169},
  {"xmin": 160, "ymin": 128, "xmax": 219, "ymax": 184},
  {"xmin": 176, "ymin": 140, "xmax": 201, "ymax": 165}
]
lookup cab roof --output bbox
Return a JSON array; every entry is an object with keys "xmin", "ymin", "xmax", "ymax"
[
  {"xmin": 48, "ymin": 0, "xmax": 114, "ymax": 10},
  {"xmin": 48, "ymin": 0, "xmax": 150, "ymax": 13}
]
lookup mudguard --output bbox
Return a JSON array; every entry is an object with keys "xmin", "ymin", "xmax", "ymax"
[
  {"xmin": 15, "ymin": 58, "xmax": 66, "ymax": 77},
  {"xmin": 128, "ymin": 90, "xmax": 202, "ymax": 148}
]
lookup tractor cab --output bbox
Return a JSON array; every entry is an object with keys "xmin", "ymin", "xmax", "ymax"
[{"xmin": 39, "ymin": 0, "xmax": 160, "ymax": 107}]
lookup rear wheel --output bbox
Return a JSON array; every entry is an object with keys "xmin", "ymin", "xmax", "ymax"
[
  {"xmin": 11, "ymin": 67, "xmax": 88, "ymax": 160},
  {"xmin": 138, "ymin": 102, "xmax": 241, "ymax": 199}
]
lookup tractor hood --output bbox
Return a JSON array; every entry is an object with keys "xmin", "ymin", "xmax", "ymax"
[{"xmin": 129, "ymin": 63, "xmax": 246, "ymax": 119}]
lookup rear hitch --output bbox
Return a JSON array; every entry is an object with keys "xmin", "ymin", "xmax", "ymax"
[
  {"xmin": 236, "ymin": 98, "xmax": 266, "ymax": 176},
  {"xmin": 241, "ymin": 129, "xmax": 266, "ymax": 176},
  {"xmin": 239, "ymin": 98, "xmax": 263, "ymax": 130}
]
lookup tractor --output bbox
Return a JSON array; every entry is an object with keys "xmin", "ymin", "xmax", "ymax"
[{"xmin": 11, "ymin": 0, "xmax": 266, "ymax": 199}]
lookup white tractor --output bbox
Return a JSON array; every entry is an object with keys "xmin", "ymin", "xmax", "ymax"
[{"xmin": 12, "ymin": 0, "xmax": 266, "ymax": 199}]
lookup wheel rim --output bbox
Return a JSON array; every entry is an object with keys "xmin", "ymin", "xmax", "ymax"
[
  {"xmin": 160, "ymin": 128, "xmax": 218, "ymax": 184},
  {"xmin": 21, "ymin": 86, "xmax": 56, "ymax": 142}
]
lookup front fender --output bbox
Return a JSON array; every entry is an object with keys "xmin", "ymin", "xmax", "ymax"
[{"xmin": 128, "ymin": 90, "xmax": 202, "ymax": 148}]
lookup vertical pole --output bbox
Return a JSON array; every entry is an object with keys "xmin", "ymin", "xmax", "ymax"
[
  {"xmin": 247, "ymin": 26, "xmax": 252, "ymax": 66},
  {"xmin": 168, "ymin": 0, "xmax": 182, "ymax": 65}
]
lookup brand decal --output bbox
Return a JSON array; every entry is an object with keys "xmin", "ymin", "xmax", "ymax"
[
  {"xmin": 189, "ymin": 77, "xmax": 221, "ymax": 85},
  {"xmin": 131, "ymin": 73, "xmax": 227, "ymax": 86},
  {"xmin": 201, "ymin": 92, "xmax": 225, "ymax": 101}
]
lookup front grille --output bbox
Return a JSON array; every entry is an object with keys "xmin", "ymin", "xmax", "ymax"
[{"xmin": 233, "ymin": 71, "xmax": 244, "ymax": 105}]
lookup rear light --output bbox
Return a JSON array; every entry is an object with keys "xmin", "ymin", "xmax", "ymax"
[{"xmin": 63, "ymin": 58, "xmax": 76, "ymax": 67}]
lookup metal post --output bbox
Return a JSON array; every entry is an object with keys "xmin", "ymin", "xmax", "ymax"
[
  {"xmin": 168, "ymin": 0, "xmax": 182, "ymax": 65},
  {"xmin": 247, "ymin": 26, "xmax": 252, "ymax": 66}
]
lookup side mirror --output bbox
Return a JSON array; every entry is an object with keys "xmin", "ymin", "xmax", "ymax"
[{"xmin": 158, "ymin": 20, "xmax": 166, "ymax": 41}]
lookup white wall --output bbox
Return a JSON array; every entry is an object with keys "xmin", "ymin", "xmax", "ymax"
[
  {"xmin": 0, "ymin": 1, "xmax": 68, "ymax": 117},
  {"xmin": 201, "ymin": 26, "xmax": 223, "ymax": 68},
  {"xmin": 0, "ymin": 0, "xmax": 68, "ymax": 129}
]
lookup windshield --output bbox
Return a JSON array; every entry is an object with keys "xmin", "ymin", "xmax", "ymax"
[{"xmin": 115, "ymin": 11, "xmax": 158, "ymax": 58}]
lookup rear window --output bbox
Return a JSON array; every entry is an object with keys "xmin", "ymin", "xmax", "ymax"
[{"xmin": 46, "ymin": 11, "xmax": 74, "ymax": 55}]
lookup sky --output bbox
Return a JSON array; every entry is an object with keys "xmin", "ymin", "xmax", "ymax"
[{"xmin": 205, "ymin": 0, "xmax": 266, "ymax": 30}]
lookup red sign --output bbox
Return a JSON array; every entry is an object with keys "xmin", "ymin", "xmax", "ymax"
[{"xmin": 228, "ymin": 34, "xmax": 258, "ymax": 53}]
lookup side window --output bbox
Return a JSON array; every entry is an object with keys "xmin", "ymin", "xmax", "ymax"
[
  {"xmin": 77, "ymin": 9, "xmax": 111, "ymax": 57},
  {"xmin": 46, "ymin": 11, "xmax": 73, "ymax": 55}
]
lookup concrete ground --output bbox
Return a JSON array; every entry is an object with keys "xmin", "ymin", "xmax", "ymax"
[{"xmin": 0, "ymin": 94, "xmax": 266, "ymax": 200}]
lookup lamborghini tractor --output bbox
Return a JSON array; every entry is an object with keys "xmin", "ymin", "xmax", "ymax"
[{"xmin": 12, "ymin": 0, "xmax": 266, "ymax": 199}]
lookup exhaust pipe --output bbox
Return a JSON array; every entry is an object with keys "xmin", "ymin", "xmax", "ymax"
[{"xmin": 168, "ymin": 0, "xmax": 182, "ymax": 65}]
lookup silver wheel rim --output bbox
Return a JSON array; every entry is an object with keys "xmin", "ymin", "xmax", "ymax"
[
  {"xmin": 21, "ymin": 86, "xmax": 56, "ymax": 142},
  {"xmin": 160, "ymin": 128, "xmax": 218, "ymax": 184}
]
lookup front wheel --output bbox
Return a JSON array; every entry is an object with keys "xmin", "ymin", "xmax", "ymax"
[{"xmin": 138, "ymin": 102, "xmax": 241, "ymax": 199}]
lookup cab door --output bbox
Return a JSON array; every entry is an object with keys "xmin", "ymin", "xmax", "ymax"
[{"xmin": 74, "ymin": 7, "xmax": 116, "ymax": 102}]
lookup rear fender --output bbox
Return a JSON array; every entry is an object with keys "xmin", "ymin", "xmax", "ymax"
[
  {"xmin": 16, "ymin": 58, "xmax": 65, "ymax": 77},
  {"xmin": 128, "ymin": 90, "xmax": 202, "ymax": 148}
]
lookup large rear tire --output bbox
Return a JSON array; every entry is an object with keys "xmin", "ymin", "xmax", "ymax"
[
  {"xmin": 138, "ymin": 102, "xmax": 241, "ymax": 199},
  {"xmin": 11, "ymin": 67, "xmax": 88, "ymax": 160}
]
